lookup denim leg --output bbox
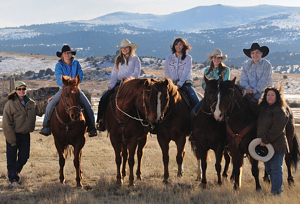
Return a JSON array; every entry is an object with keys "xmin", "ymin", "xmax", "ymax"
[
  {"xmin": 80, "ymin": 90, "xmax": 95, "ymax": 126},
  {"xmin": 191, "ymin": 99, "xmax": 203, "ymax": 118},
  {"xmin": 16, "ymin": 133, "xmax": 30, "ymax": 174},
  {"xmin": 264, "ymin": 153, "xmax": 284, "ymax": 194},
  {"xmin": 97, "ymin": 89, "xmax": 114, "ymax": 122},
  {"xmin": 43, "ymin": 89, "xmax": 61, "ymax": 127},
  {"xmin": 183, "ymin": 83, "xmax": 200, "ymax": 108},
  {"xmin": 6, "ymin": 141, "xmax": 19, "ymax": 182},
  {"xmin": 253, "ymin": 93, "xmax": 263, "ymax": 100}
]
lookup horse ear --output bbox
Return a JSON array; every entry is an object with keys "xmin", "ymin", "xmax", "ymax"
[
  {"xmin": 230, "ymin": 77, "xmax": 237, "ymax": 87},
  {"xmin": 61, "ymin": 75, "xmax": 68, "ymax": 85},
  {"xmin": 75, "ymin": 74, "xmax": 80, "ymax": 85},
  {"xmin": 144, "ymin": 78, "xmax": 151, "ymax": 88}
]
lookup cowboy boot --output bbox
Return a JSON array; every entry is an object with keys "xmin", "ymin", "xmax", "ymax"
[{"xmin": 97, "ymin": 119, "xmax": 106, "ymax": 132}]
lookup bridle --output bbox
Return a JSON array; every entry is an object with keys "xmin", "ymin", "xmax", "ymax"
[{"xmin": 60, "ymin": 86, "xmax": 83, "ymax": 115}]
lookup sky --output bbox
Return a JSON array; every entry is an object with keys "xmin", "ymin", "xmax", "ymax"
[{"xmin": 1, "ymin": 0, "xmax": 300, "ymax": 28}]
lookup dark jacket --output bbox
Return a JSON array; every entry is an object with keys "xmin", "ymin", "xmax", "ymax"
[
  {"xmin": 2, "ymin": 92, "xmax": 46, "ymax": 146},
  {"xmin": 246, "ymin": 96, "xmax": 289, "ymax": 154}
]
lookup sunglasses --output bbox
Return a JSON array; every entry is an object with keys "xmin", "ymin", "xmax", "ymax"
[{"xmin": 16, "ymin": 88, "xmax": 26, "ymax": 91}]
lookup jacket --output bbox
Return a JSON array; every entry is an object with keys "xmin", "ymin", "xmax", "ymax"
[
  {"xmin": 164, "ymin": 53, "xmax": 193, "ymax": 87},
  {"xmin": 2, "ymin": 93, "xmax": 46, "ymax": 146},
  {"xmin": 55, "ymin": 58, "xmax": 83, "ymax": 87},
  {"xmin": 109, "ymin": 55, "xmax": 141, "ymax": 89},
  {"xmin": 246, "ymin": 96, "xmax": 289, "ymax": 154}
]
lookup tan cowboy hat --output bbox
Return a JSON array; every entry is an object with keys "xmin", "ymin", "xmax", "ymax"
[
  {"xmin": 243, "ymin": 43, "xmax": 269, "ymax": 58},
  {"xmin": 117, "ymin": 39, "xmax": 137, "ymax": 52},
  {"xmin": 248, "ymin": 138, "xmax": 274, "ymax": 162},
  {"xmin": 206, "ymin": 49, "xmax": 227, "ymax": 61}
]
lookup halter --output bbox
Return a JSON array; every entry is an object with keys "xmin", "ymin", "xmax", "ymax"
[{"xmin": 61, "ymin": 86, "xmax": 83, "ymax": 115}]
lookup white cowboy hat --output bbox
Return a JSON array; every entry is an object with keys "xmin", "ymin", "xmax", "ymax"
[
  {"xmin": 248, "ymin": 138, "xmax": 274, "ymax": 162},
  {"xmin": 206, "ymin": 49, "xmax": 227, "ymax": 61},
  {"xmin": 117, "ymin": 39, "xmax": 137, "ymax": 52}
]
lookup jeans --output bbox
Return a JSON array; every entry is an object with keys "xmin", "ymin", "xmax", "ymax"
[
  {"xmin": 6, "ymin": 133, "xmax": 30, "ymax": 183},
  {"xmin": 182, "ymin": 82, "xmax": 200, "ymax": 108},
  {"xmin": 253, "ymin": 92, "xmax": 263, "ymax": 100},
  {"xmin": 264, "ymin": 153, "xmax": 284, "ymax": 194},
  {"xmin": 43, "ymin": 89, "xmax": 95, "ymax": 128},
  {"xmin": 97, "ymin": 89, "xmax": 115, "ymax": 122}
]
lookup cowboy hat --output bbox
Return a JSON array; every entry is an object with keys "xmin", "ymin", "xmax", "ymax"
[
  {"xmin": 243, "ymin": 43, "xmax": 269, "ymax": 58},
  {"xmin": 117, "ymin": 39, "xmax": 137, "ymax": 52},
  {"xmin": 248, "ymin": 138, "xmax": 274, "ymax": 162},
  {"xmin": 56, "ymin": 45, "xmax": 77, "ymax": 58},
  {"xmin": 206, "ymin": 49, "xmax": 227, "ymax": 61}
]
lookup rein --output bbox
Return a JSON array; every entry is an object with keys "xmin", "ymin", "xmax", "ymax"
[
  {"xmin": 226, "ymin": 122, "xmax": 256, "ymax": 147},
  {"xmin": 61, "ymin": 86, "xmax": 83, "ymax": 115},
  {"xmin": 54, "ymin": 106, "xmax": 76, "ymax": 132}
]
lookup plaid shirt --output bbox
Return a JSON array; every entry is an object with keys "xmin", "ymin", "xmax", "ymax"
[{"xmin": 240, "ymin": 58, "xmax": 273, "ymax": 93}]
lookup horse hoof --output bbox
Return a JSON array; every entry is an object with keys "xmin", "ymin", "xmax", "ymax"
[
  {"xmin": 162, "ymin": 179, "xmax": 169, "ymax": 184},
  {"xmin": 263, "ymin": 176, "xmax": 270, "ymax": 184},
  {"xmin": 76, "ymin": 184, "xmax": 83, "ymax": 188},
  {"xmin": 200, "ymin": 183, "xmax": 207, "ymax": 189},
  {"xmin": 116, "ymin": 179, "xmax": 123, "ymax": 185},
  {"xmin": 288, "ymin": 177, "xmax": 294, "ymax": 185},
  {"xmin": 256, "ymin": 186, "xmax": 262, "ymax": 191},
  {"xmin": 136, "ymin": 176, "xmax": 142, "ymax": 180}
]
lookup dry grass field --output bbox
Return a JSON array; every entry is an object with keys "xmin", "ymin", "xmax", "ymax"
[{"xmin": 0, "ymin": 125, "xmax": 299, "ymax": 203}]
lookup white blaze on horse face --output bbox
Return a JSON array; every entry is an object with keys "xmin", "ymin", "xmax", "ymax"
[
  {"xmin": 214, "ymin": 92, "xmax": 223, "ymax": 121},
  {"xmin": 156, "ymin": 92, "xmax": 162, "ymax": 121}
]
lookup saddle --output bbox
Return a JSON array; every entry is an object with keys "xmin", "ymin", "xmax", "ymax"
[{"xmin": 178, "ymin": 87, "xmax": 191, "ymax": 108}]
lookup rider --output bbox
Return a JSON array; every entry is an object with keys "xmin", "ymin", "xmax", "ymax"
[
  {"xmin": 240, "ymin": 43, "xmax": 273, "ymax": 100},
  {"xmin": 39, "ymin": 45, "xmax": 97, "ymax": 137},
  {"xmin": 189, "ymin": 48, "xmax": 230, "ymax": 141},
  {"xmin": 164, "ymin": 37, "xmax": 200, "ymax": 108},
  {"xmin": 96, "ymin": 39, "xmax": 141, "ymax": 131}
]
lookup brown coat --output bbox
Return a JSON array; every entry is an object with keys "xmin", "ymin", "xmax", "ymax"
[
  {"xmin": 247, "ymin": 96, "xmax": 289, "ymax": 154},
  {"xmin": 2, "ymin": 92, "xmax": 46, "ymax": 146}
]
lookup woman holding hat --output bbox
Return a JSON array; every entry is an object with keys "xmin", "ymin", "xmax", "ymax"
[
  {"xmin": 164, "ymin": 37, "xmax": 200, "ymax": 108},
  {"xmin": 2, "ymin": 81, "xmax": 47, "ymax": 186},
  {"xmin": 240, "ymin": 43, "xmax": 273, "ymax": 99},
  {"xmin": 202, "ymin": 48, "xmax": 230, "ymax": 90},
  {"xmin": 96, "ymin": 39, "xmax": 141, "ymax": 131},
  {"xmin": 40, "ymin": 45, "xmax": 97, "ymax": 137},
  {"xmin": 245, "ymin": 85, "xmax": 289, "ymax": 195}
]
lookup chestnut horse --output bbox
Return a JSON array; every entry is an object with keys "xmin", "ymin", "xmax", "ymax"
[
  {"xmin": 50, "ymin": 75, "xmax": 87, "ymax": 187},
  {"xmin": 141, "ymin": 78, "xmax": 190, "ymax": 183},
  {"xmin": 214, "ymin": 78, "xmax": 299, "ymax": 190},
  {"xmin": 191, "ymin": 76, "xmax": 230, "ymax": 188},
  {"xmin": 104, "ymin": 78, "xmax": 151, "ymax": 186}
]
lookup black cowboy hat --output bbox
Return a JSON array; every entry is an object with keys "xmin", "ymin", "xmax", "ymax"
[
  {"xmin": 243, "ymin": 43, "xmax": 269, "ymax": 58},
  {"xmin": 56, "ymin": 45, "xmax": 77, "ymax": 58}
]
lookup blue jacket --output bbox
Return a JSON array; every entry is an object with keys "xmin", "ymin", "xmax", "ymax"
[{"xmin": 55, "ymin": 58, "xmax": 83, "ymax": 87}]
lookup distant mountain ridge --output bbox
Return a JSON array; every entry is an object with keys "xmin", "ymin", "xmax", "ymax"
[{"xmin": 0, "ymin": 4, "xmax": 300, "ymax": 72}]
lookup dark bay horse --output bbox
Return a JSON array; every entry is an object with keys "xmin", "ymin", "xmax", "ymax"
[
  {"xmin": 141, "ymin": 78, "xmax": 190, "ymax": 183},
  {"xmin": 50, "ymin": 75, "xmax": 87, "ymax": 187},
  {"xmin": 191, "ymin": 76, "xmax": 230, "ymax": 188},
  {"xmin": 214, "ymin": 78, "xmax": 299, "ymax": 190},
  {"xmin": 104, "ymin": 78, "xmax": 150, "ymax": 186}
]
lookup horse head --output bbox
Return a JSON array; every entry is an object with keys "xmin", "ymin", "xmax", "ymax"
[
  {"xmin": 203, "ymin": 75, "xmax": 221, "ymax": 113},
  {"xmin": 142, "ymin": 78, "xmax": 171, "ymax": 123},
  {"xmin": 214, "ymin": 77, "xmax": 236, "ymax": 121},
  {"xmin": 61, "ymin": 74, "xmax": 82, "ymax": 121}
]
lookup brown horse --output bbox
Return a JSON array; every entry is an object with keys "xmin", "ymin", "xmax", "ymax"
[
  {"xmin": 214, "ymin": 78, "xmax": 299, "ymax": 190},
  {"xmin": 50, "ymin": 75, "xmax": 87, "ymax": 187},
  {"xmin": 141, "ymin": 78, "xmax": 190, "ymax": 183},
  {"xmin": 104, "ymin": 78, "xmax": 150, "ymax": 186},
  {"xmin": 191, "ymin": 76, "xmax": 230, "ymax": 188}
]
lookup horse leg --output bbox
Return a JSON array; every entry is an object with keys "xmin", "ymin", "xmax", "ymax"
[
  {"xmin": 222, "ymin": 150, "xmax": 230, "ymax": 179},
  {"xmin": 285, "ymin": 152, "xmax": 294, "ymax": 185},
  {"xmin": 73, "ymin": 144, "xmax": 84, "ymax": 187},
  {"xmin": 111, "ymin": 138, "xmax": 123, "ymax": 185},
  {"xmin": 232, "ymin": 156, "xmax": 243, "ymax": 190},
  {"xmin": 128, "ymin": 141, "xmax": 138, "ymax": 186},
  {"xmin": 250, "ymin": 157, "xmax": 261, "ymax": 191},
  {"xmin": 157, "ymin": 136, "xmax": 170, "ymax": 184},
  {"xmin": 121, "ymin": 143, "xmax": 128, "ymax": 180},
  {"xmin": 263, "ymin": 169, "xmax": 270, "ymax": 183},
  {"xmin": 200, "ymin": 151, "xmax": 208, "ymax": 189},
  {"xmin": 54, "ymin": 140, "xmax": 66, "ymax": 184},
  {"xmin": 175, "ymin": 136, "xmax": 186, "ymax": 178},
  {"xmin": 196, "ymin": 159, "xmax": 202, "ymax": 181},
  {"xmin": 136, "ymin": 135, "xmax": 147, "ymax": 180},
  {"xmin": 215, "ymin": 149, "xmax": 223, "ymax": 186}
]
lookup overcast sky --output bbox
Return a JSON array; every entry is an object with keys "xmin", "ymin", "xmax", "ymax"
[{"xmin": 1, "ymin": 0, "xmax": 300, "ymax": 28}]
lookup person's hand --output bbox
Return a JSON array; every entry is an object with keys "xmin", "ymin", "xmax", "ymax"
[
  {"xmin": 122, "ymin": 77, "xmax": 127, "ymax": 80},
  {"xmin": 259, "ymin": 141, "xmax": 266, "ymax": 146},
  {"xmin": 108, "ymin": 86, "xmax": 112, "ymax": 90},
  {"xmin": 47, "ymin": 95, "xmax": 55, "ymax": 103},
  {"xmin": 246, "ymin": 87, "xmax": 254, "ymax": 94}
]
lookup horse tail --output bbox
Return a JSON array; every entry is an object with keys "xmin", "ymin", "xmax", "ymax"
[
  {"xmin": 190, "ymin": 141, "xmax": 197, "ymax": 156},
  {"xmin": 290, "ymin": 134, "xmax": 300, "ymax": 171}
]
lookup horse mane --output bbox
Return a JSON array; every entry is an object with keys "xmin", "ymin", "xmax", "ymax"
[
  {"xmin": 163, "ymin": 77, "xmax": 178, "ymax": 96},
  {"xmin": 117, "ymin": 78, "xmax": 149, "ymax": 99}
]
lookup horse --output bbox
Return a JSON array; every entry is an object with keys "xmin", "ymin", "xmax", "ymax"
[
  {"xmin": 50, "ymin": 75, "xmax": 87, "ymax": 187},
  {"xmin": 104, "ymin": 78, "xmax": 151, "ymax": 186},
  {"xmin": 191, "ymin": 75, "xmax": 230, "ymax": 188},
  {"xmin": 214, "ymin": 78, "xmax": 300, "ymax": 190},
  {"xmin": 141, "ymin": 77, "xmax": 190, "ymax": 183},
  {"xmin": 214, "ymin": 78, "xmax": 261, "ymax": 190}
]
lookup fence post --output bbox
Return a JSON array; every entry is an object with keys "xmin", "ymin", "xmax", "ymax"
[{"xmin": 9, "ymin": 76, "xmax": 15, "ymax": 92}]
